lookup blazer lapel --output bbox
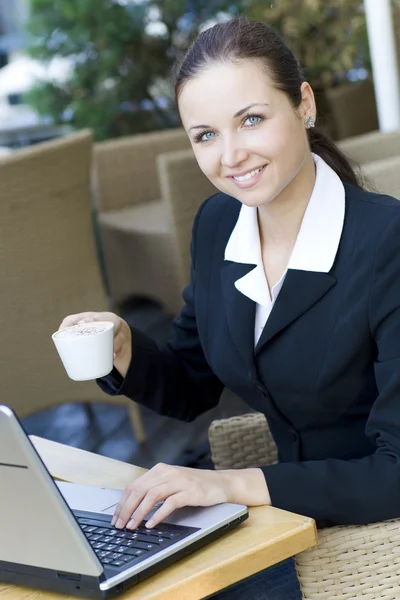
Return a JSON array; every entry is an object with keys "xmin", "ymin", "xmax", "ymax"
[
  {"xmin": 255, "ymin": 269, "xmax": 337, "ymax": 355},
  {"xmin": 220, "ymin": 261, "xmax": 256, "ymax": 372}
]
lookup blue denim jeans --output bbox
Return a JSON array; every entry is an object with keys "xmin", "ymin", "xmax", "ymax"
[{"xmin": 207, "ymin": 559, "xmax": 301, "ymax": 600}]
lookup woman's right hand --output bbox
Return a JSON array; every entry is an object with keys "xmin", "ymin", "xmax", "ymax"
[{"xmin": 59, "ymin": 311, "xmax": 132, "ymax": 378}]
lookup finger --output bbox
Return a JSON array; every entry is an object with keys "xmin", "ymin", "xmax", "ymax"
[
  {"xmin": 145, "ymin": 493, "xmax": 187, "ymax": 529},
  {"xmin": 114, "ymin": 332, "xmax": 124, "ymax": 356},
  {"xmin": 115, "ymin": 488, "xmax": 149, "ymax": 529},
  {"xmin": 111, "ymin": 486, "xmax": 136, "ymax": 526},
  {"xmin": 112, "ymin": 464, "xmax": 171, "ymax": 527},
  {"xmin": 112, "ymin": 473, "xmax": 154, "ymax": 526},
  {"xmin": 126, "ymin": 483, "xmax": 179, "ymax": 530}
]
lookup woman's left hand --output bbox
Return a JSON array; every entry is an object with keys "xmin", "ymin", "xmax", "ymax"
[{"xmin": 111, "ymin": 462, "xmax": 270, "ymax": 530}]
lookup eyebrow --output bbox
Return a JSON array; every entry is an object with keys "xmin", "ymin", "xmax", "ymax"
[{"xmin": 188, "ymin": 102, "xmax": 269, "ymax": 132}]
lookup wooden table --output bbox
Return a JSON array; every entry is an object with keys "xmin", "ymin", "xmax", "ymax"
[{"xmin": 0, "ymin": 436, "xmax": 317, "ymax": 600}]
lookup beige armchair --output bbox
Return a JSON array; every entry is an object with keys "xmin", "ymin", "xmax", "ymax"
[
  {"xmin": 93, "ymin": 129, "xmax": 217, "ymax": 314},
  {"xmin": 362, "ymin": 155, "xmax": 400, "ymax": 198},
  {"xmin": 0, "ymin": 130, "xmax": 145, "ymax": 443},
  {"xmin": 209, "ymin": 413, "xmax": 400, "ymax": 599},
  {"xmin": 338, "ymin": 129, "xmax": 400, "ymax": 165}
]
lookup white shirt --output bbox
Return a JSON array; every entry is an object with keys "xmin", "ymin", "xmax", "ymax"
[{"xmin": 224, "ymin": 153, "xmax": 346, "ymax": 345}]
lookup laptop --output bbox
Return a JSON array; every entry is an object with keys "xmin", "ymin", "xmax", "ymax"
[{"xmin": 0, "ymin": 405, "xmax": 248, "ymax": 598}]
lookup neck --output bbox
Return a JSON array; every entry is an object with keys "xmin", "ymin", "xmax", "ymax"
[{"xmin": 257, "ymin": 153, "xmax": 316, "ymax": 250}]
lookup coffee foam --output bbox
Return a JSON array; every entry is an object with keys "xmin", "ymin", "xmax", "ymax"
[{"xmin": 54, "ymin": 322, "xmax": 110, "ymax": 340}]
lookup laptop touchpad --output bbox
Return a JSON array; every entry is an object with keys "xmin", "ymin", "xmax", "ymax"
[{"xmin": 56, "ymin": 481, "xmax": 123, "ymax": 513}]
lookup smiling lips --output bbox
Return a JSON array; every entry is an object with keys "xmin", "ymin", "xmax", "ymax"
[{"xmin": 228, "ymin": 164, "xmax": 267, "ymax": 188}]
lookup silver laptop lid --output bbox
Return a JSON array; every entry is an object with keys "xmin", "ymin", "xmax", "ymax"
[{"xmin": 0, "ymin": 405, "xmax": 102, "ymax": 577}]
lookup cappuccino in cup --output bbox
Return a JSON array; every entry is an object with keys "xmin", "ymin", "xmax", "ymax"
[{"xmin": 52, "ymin": 321, "xmax": 114, "ymax": 381}]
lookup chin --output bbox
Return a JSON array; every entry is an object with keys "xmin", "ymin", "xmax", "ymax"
[{"xmin": 232, "ymin": 189, "xmax": 276, "ymax": 209}]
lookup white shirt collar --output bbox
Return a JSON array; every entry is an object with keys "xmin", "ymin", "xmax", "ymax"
[{"xmin": 224, "ymin": 153, "xmax": 345, "ymax": 306}]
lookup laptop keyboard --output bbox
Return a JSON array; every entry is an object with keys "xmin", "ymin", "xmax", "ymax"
[{"xmin": 73, "ymin": 510, "xmax": 199, "ymax": 570}]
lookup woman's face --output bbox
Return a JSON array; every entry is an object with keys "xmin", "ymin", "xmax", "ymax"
[{"xmin": 178, "ymin": 60, "xmax": 315, "ymax": 208}]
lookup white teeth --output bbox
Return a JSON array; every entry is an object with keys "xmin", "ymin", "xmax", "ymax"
[{"xmin": 233, "ymin": 166, "xmax": 263, "ymax": 182}]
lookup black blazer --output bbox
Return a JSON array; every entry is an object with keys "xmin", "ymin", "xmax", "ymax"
[{"xmin": 100, "ymin": 183, "xmax": 400, "ymax": 527}]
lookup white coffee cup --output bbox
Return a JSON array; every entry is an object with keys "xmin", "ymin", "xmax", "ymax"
[{"xmin": 52, "ymin": 321, "xmax": 114, "ymax": 381}]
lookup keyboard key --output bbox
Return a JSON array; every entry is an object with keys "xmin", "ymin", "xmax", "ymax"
[
  {"xmin": 92, "ymin": 542, "xmax": 106, "ymax": 550},
  {"xmin": 110, "ymin": 560, "xmax": 124, "ymax": 567},
  {"xmin": 135, "ymin": 535, "xmax": 162, "ymax": 545},
  {"xmin": 103, "ymin": 536, "xmax": 114, "ymax": 543},
  {"xmin": 122, "ymin": 547, "xmax": 147, "ymax": 557}
]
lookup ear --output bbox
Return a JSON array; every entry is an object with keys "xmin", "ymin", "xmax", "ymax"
[{"xmin": 299, "ymin": 82, "xmax": 317, "ymax": 122}]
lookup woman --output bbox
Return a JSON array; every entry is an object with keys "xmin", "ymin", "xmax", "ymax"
[{"xmin": 61, "ymin": 17, "xmax": 400, "ymax": 599}]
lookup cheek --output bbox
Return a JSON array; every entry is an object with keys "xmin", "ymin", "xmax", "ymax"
[{"xmin": 193, "ymin": 147, "xmax": 220, "ymax": 178}]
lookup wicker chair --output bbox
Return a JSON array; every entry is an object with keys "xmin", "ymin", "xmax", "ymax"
[
  {"xmin": 337, "ymin": 129, "xmax": 400, "ymax": 166},
  {"xmin": 0, "ymin": 130, "xmax": 145, "ymax": 443},
  {"xmin": 209, "ymin": 413, "xmax": 400, "ymax": 599},
  {"xmin": 362, "ymin": 155, "xmax": 400, "ymax": 199},
  {"xmin": 94, "ymin": 129, "xmax": 187, "ymax": 314}
]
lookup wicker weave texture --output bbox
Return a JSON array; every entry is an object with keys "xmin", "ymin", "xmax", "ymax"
[
  {"xmin": 295, "ymin": 519, "xmax": 400, "ymax": 599},
  {"xmin": 209, "ymin": 413, "xmax": 400, "ymax": 599},
  {"xmin": 209, "ymin": 413, "xmax": 278, "ymax": 470},
  {"xmin": 0, "ymin": 131, "xmax": 145, "ymax": 438}
]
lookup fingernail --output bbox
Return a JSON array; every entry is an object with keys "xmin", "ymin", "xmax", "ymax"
[
  {"xmin": 111, "ymin": 515, "xmax": 117, "ymax": 526},
  {"xmin": 127, "ymin": 519, "xmax": 135, "ymax": 529},
  {"xmin": 146, "ymin": 520, "xmax": 154, "ymax": 529},
  {"xmin": 116, "ymin": 518, "xmax": 123, "ymax": 529}
]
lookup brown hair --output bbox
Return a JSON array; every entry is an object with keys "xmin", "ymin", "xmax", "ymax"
[{"xmin": 174, "ymin": 17, "xmax": 363, "ymax": 188}]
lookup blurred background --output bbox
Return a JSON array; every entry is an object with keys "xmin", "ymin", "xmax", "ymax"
[
  {"xmin": 1, "ymin": 0, "xmax": 399, "ymax": 469},
  {"xmin": 3, "ymin": 0, "xmax": 400, "ymax": 145}
]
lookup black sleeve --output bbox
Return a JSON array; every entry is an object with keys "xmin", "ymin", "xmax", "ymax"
[
  {"xmin": 263, "ymin": 214, "xmax": 400, "ymax": 526},
  {"xmin": 97, "ymin": 200, "xmax": 224, "ymax": 422}
]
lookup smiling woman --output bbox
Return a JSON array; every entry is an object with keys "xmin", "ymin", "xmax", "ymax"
[{"xmin": 61, "ymin": 16, "xmax": 400, "ymax": 600}]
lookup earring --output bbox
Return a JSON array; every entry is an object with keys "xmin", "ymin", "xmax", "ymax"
[{"xmin": 305, "ymin": 115, "xmax": 315, "ymax": 129}]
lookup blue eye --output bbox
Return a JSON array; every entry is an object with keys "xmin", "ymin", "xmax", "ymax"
[
  {"xmin": 194, "ymin": 130, "xmax": 216, "ymax": 143},
  {"xmin": 244, "ymin": 115, "xmax": 262, "ymax": 127},
  {"xmin": 200, "ymin": 131, "xmax": 215, "ymax": 142}
]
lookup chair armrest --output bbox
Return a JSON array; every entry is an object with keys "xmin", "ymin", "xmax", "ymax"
[
  {"xmin": 295, "ymin": 518, "xmax": 400, "ymax": 599},
  {"xmin": 208, "ymin": 412, "xmax": 278, "ymax": 470}
]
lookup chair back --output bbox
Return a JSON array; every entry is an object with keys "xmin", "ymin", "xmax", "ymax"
[
  {"xmin": 157, "ymin": 148, "xmax": 218, "ymax": 290},
  {"xmin": 0, "ymin": 130, "xmax": 110, "ymax": 417},
  {"xmin": 93, "ymin": 128, "xmax": 190, "ymax": 212},
  {"xmin": 209, "ymin": 413, "xmax": 278, "ymax": 470}
]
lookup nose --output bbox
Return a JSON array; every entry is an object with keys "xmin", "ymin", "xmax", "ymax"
[{"xmin": 220, "ymin": 136, "xmax": 248, "ymax": 169}]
